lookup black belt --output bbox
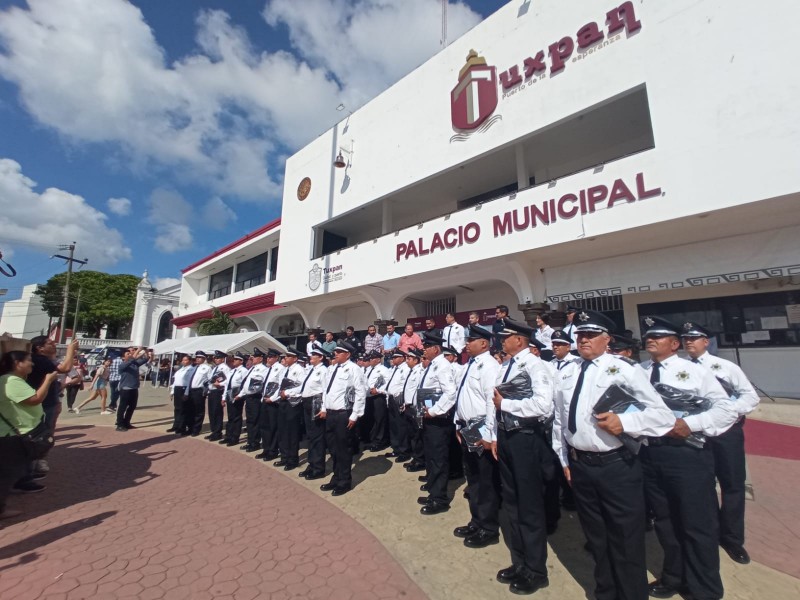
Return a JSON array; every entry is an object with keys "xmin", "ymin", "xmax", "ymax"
[
  {"xmin": 327, "ymin": 408, "xmax": 348, "ymax": 414},
  {"xmin": 647, "ymin": 436, "xmax": 693, "ymax": 448},
  {"xmin": 496, "ymin": 411, "xmax": 544, "ymax": 432},
  {"xmin": 569, "ymin": 446, "xmax": 632, "ymax": 466}
]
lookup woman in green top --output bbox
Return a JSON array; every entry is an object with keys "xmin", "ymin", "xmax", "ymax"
[{"xmin": 0, "ymin": 350, "xmax": 58, "ymax": 519}]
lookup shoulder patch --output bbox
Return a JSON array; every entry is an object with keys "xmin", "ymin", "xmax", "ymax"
[{"xmin": 614, "ymin": 355, "xmax": 637, "ymax": 366}]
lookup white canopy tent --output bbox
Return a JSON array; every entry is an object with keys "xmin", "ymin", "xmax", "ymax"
[{"xmin": 151, "ymin": 332, "xmax": 286, "ymax": 356}]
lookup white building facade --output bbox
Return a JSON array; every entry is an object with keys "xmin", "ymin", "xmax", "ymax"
[
  {"xmin": 129, "ymin": 271, "xmax": 180, "ymax": 348},
  {"xmin": 0, "ymin": 284, "xmax": 49, "ymax": 338}
]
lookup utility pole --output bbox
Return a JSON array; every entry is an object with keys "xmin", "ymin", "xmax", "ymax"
[
  {"xmin": 71, "ymin": 287, "xmax": 82, "ymax": 340},
  {"xmin": 53, "ymin": 242, "xmax": 88, "ymax": 343}
]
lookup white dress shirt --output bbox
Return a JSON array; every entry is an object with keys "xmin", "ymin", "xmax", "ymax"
[
  {"xmin": 418, "ymin": 354, "xmax": 457, "ymax": 417},
  {"xmin": 552, "ymin": 353, "xmax": 675, "ymax": 466},
  {"xmin": 189, "ymin": 363, "xmax": 213, "ymax": 389},
  {"xmin": 299, "ymin": 363, "xmax": 328, "ymax": 398},
  {"xmin": 171, "ymin": 365, "xmax": 192, "ymax": 392},
  {"xmin": 534, "ymin": 325, "xmax": 554, "ymax": 351},
  {"xmin": 366, "ymin": 364, "xmax": 390, "ymax": 392},
  {"xmin": 381, "ymin": 362, "xmax": 409, "ymax": 398},
  {"xmin": 443, "ymin": 322, "xmax": 466, "ymax": 353},
  {"xmin": 550, "ymin": 355, "xmax": 578, "ymax": 374},
  {"xmin": 641, "ymin": 354, "xmax": 737, "ymax": 436},
  {"xmin": 455, "ymin": 351, "xmax": 501, "ymax": 442},
  {"xmin": 225, "ymin": 364, "xmax": 248, "ymax": 395},
  {"xmin": 237, "ymin": 362, "xmax": 270, "ymax": 398},
  {"xmin": 261, "ymin": 363, "xmax": 286, "ymax": 402},
  {"xmin": 494, "ymin": 348, "xmax": 553, "ymax": 419},
  {"xmin": 207, "ymin": 363, "xmax": 232, "ymax": 392},
  {"xmin": 694, "ymin": 351, "xmax": 759, "ymax": 416},
  {"xmin": 282, "ymin": 362, "xmax": 307, "ymax": 399},
  {"xmin": 322, "ymin": 360, "xmax": 367, "ymax": 418},
  {"xmin": 402, "ymin": 364, "xmax": 424, "ymax": 406}
]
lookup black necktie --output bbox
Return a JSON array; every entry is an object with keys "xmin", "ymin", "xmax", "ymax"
[
  {"xmin": 502, "ymin": 357, "xmax": 515, "ymax": 383},
  {"xmin": 299, "ymin": 367, "xmax": 314, "ymax": 395},
  {"xmin": 386, "ymin": 366, "xmax": 397, "ymax": 389},
  {"xmin": 691, "ymin": 358, "xmax": 700, "ymax": 364},
  {"xmin": 650, "ymin": 362, "xmax": 662, "ymax": 384},
  {"xmin": 557, "ymin": 360, "xmax": 565, "ymax": 371},
  {"xmin": 402, "ymin": 368, "xmax": 413, "ymax": 399},
  {"xmin": 447, "ymin": 327, "xmax": 452, "ymax": 346},
  {"xmin": 456, "ymin": 358, "xmax": 475, "ymax": 402},
  {"xmin": 186, "ymin": 366, "xmax": 197, "ymax": 388},
  {"xmin": 419, "ymin": 364, "xmax": 432, "ymax": 387},
  {"xmin": 325, "ymin": 365, "xmax": 340, "ymax": 394},
  {"xmin": 567, "ymin": 360, "xmax": 593, "ymax": 434}
]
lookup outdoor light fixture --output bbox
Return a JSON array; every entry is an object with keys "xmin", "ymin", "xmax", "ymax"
[{"xmin": 333, "ymin": 143, "xmax": 353, "ymax": 169}]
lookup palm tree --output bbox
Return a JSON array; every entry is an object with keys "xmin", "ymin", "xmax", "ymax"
[{"xmin": 196, "ymin": 307, "xmax": 236, "ymax": 336}]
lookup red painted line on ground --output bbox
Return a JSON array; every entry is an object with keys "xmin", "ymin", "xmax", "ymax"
[{"xmin": 745, "ymin": 418, "xmax": 800, "ymax": 461}]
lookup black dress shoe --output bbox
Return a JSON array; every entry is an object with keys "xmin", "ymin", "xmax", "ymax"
[
  {"xmin": 305, "ymin": 472, "xmax": 326, "ymax": 481},
  {"xmin": 320, "ymin": 482, "xmax": 337, "ymax": 492},
  {"xmin": 283, "ymin": 464, "xmax": 298, "ymax": 471},
  {"xmin": 225, "ymin": 441, "xmax": 238, "ymax": 447},
  {"xmin": 420, "ymin": 502, "xmax": 449, "ymax": 515},
  {"xmin": 190, "ymin": 432, "xmax": 200, "ymax": 437},
  {"xmin": 218, "ymin": 439, "xmax": 229, "ymax": 444},
  {"xmin": 648, "ymin": 580, "xmax": 679, "ymax": 599},
  {"xmin": 203, "ymin": 435, "xmax": 213, "ymax": 440},
  {"xmin": 384, "ymin": 451, "xmax": 399, "ymax": 458},
  {"xmin": 331, "ymin": 487, "xmax": 351, "ymax": 496},
  {"xmin": 240, "ymin": 444, "xmax": 250, "ymax": 450},
  {"xmin": 207, "ymin": 435, "xmax": 222, "ymax": 441},
  {"xmin": 405, "ymin": 462, "xmax": 425, "ymax": 472},
  {"xmin": 243, "ymin": 446, "xmax": 258, "ymax": 452},
  {"xmin": 454, "ymin": 524, "xmax": 479, "ymax": 539},
  {"xmin": 166, "ymin": 427, "xmax": 177, "ymax": 433},
  {"xmin": 298, "ymin": 468, "xmax": 311, "ymax": 477},
  {"xmin": 394, "ymin": 455, "xmax": 411, "ymax": 463},
  {"xmin": 418, "ymin": 475, "xmax": 428, "ymax": 482},
  {"xmin": 369, "ymin": 444, "xmax": 388, "ymax": 452},
  {"xmin": 115, "ymin": 426, "xmax": 128, "ymax": 432},
  {"xmin": 417, "ymin": 496, "xmax": 432, "ymax": 506},
  {"xmin": 273, "ymin": 460, "xmax": 287, "ymax": 467},
  {"xmin": 510, "ymin": 574, "xmax": 548, "ymax": 595},
  {"xmin": 254, "ymin": 452, "xmax": 268, "ymax": 459},
  {"xmin": 497, "ymin": 566, "xmax": 523, "ymax": 585},
  {"xmin": 721, "ymin": 542, "xmax": 750, "ymax": 565},
  {"xmin": 464, "ymin": 529, "xmax": 500, "ymax": 548},
  {"xmin": 420, "ymin": 483, "xmax": 429, "ymax": 492}
]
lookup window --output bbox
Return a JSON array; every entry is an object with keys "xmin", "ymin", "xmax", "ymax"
[
  {"xmin": 638, "ymin": 291, "xmax": 800, "ymax": 347},
  {"xmin": 269, "ymin": 246, "xmax": 279, "ymax": 282},
  {"xmin": 209, "ymin": 267, "xmax": 233, "ymax": 300},
  {"xmin": 235, "ymin": 252, "xmax": 268, "ymax": 292}
]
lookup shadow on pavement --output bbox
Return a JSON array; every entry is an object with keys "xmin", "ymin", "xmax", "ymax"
[
  {"xmin": 547, "ymin": 512, "xmax": 595, "ymax": 599},
  {"xmin": 0, "ymin": 511, "xmax": 117, "ymax": 561},
  {"xmin": 352, "ymin": 454, "xmax": 393, "ymax": 488}
]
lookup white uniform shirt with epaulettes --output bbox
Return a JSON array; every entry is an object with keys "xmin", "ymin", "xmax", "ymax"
[
  {"xmin": 402, "ymin": 363, "xmax": 424, "ymax": 406},
  {"xmin": 282, "ymin": 362, "xmax": 307, "ymax": 399},
  {"xmin": 550, "ymin": 355, "xmax": 578, "ymax": 375},
  {"xmin": 261, "ymin": 362, "xmax": 286, "ymax": 402},
  {"xmin": 455, "ymin": 351, "xmax": 501, "ymax": 441},
  {"xmin": 450, "ymin": 361, "xmax": 464, "ymax": 382},
  {"xmin": 693, "ymin": 351, "xmax": 759, "ymax": 417},
  {"xmin": 552, "ymin": 353, "xmax": 675, "ymax": 466},
  {"xmin": 171, "ymin": 365, "xmax": 192, "ymax": 393},
  {"xmin": 238, "ymin": 362, "xmax": 270, "ymax": 397},
  {"xmin": 207, "ymin": 363, "xmax": 232, "ymax": 393},
  {"xmin": 443, "ymin": 322, "xmax": 466, "ymax": 353},
  {"xmin": 494, "ymin": 348, "xmax": 553, "ymax": 419},
  {"xmin": 189, "ymin": 362, "xmax": 213, "ymax": 389},
  {"xmin": 381, "ymin": 362, "xmax": 410, "ymax": 398},
  {"xmin": 535, "ymin": 326, "xmax": 554, "ymax": 351},
  {"xmin": 641, "ymin": 354, "xmax": 737, "ymax": 435},
  {"xmin": 417, "ymin": 354, "xmax": 457, "ymax": 417},
  {"xmin": 225, "ymin": 364, "xmax": 248, "ymax": 395},
  {"xmin": 366, "ymin": 363, "xmax": 390, "ymax": 393},
  {"xmin": 322, "ymin": 360, "xmax": 367, "ymax": 418},
  {"xmin": 297, "ymin": 363, "xmax": 328, "ymax": 398}
]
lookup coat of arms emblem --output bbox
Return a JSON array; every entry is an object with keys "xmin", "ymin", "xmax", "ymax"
[
  {"xmin": 451, "ymin": 50, "xmax": 499, "ymax": 131},
  {"xmin": 308, "ymin": 264, "xmax": 322, "ymax": 291}
]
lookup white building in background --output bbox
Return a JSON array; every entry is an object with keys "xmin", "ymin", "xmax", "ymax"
[
  {"xmin": 172, "ymin": 1, "xmax": 800, "ymax": 397},
  {"xmin": 129, "ymin": 271, "xmax": 180, "ymax": 348},
  {"xmin": 0, "ymin": 284, "xmax": 49, "ymax": 338}
]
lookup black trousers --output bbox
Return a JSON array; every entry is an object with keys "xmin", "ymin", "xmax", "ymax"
[
  {"xmin": 188, "ymin": 388, "xmax": 206, "ymax": 435},
  {"xmin": 387, "ymin": 397, "xmax": 402, "ymax": 452},
  {"xmin": 497, "ymin": 428, "xmax": 548, "ymax": 579},
  {"xmin": 325, "ymin": 410, "xmax": 354, "ymax": 490},
  {"xmin": 448, "ymin": 428, "xmax": 463, "ymax": 477},
  {"xmin": 278, "ymin": 401, "xmax": 303, "ymax": 466},
  {"xmin": 224, "ymin": 390, "xmax": 244, "ymax": 443},
  {"xmin": 259, "ymin": 401, "xmax": 279, "ymax": 454},
  {"xmin": 708, "ymin": 418, "xmax": 746, "ymax": 547},
  {"xmin": 462, "ymin": 443, "xmax": 500, "ymax": 533},
  {"xmin": 243, "ymin": 395, "xmax": 262, "ymax": 449},
  {"xmin": 423, "ymin": 417, "xmax": 452, "ymax": 504},
  {"xmin": 172, "ymin": 387, "xmax": 187, "ymax": 432},
  {"xmin": 404, "ymin": 409, "xmax": 425, "ymax": 464},
  {"xmin": 109, "ymin": 380, "xmax": 120, "ymax": 409},
  {"xmin": 570, "ymin": 453, "xmax": 648, "ymax": 600},
  {"xmin": 0, "ymin": 436, "xmax": 28, "ymax": 512},
  {"xmin": 642, "ymin": 444, "xmax": 722, "ymax": 600},
  {"xmin": 369, "ymin": 394, "xmax": 389, "ymax": 447},
  {"xmin": 207, "ymin": 389, "xmax": 224, "ymax": 437},
  {"xmin": 302, "ymin": 398, "xmax": 327, "ymax": 475},
  {"xmin": 65, "ymin": 385, "xmax": 81, "ymax": 409},
  {"xmin": 116, "ymin": 388, "xmax": 139, "ymax": 428}
]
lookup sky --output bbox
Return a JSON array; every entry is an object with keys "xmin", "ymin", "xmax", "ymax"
[{"xmin": 0, "ymin": 0, "xmax": 499, "ymax": 303}]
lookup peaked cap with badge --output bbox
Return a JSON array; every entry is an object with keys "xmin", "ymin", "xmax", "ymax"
[
  {"xmin": 497, "ymin": 317, "xmax": 536, "ymax": 339},
  {"xmin": 465, "ymin": 324, "xmax": 493, "ymax": 341},
  {"xmin": 640, "ymin": 316, "xmax": 681, "ymax": 338},
  {"xmin": 573, "ymin": 309, "xmax": 617, "ymax": 333},
  {"xmin": 420, "ymin": 331, "xmax": 445, "ymax": 347},
  {"xmin": 551, "ymin": 330, "xmax": 573, "ymax": 345},
  {"xmin": 680, "ymin": 322, "xmax": 712, "ymax": 338},
  {"xmin": 213, "ymin": 350, "xmax": 227, "ymax": 359}
]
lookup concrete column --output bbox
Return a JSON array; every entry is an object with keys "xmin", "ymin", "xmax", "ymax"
[{"xmin": 515, "ymin": 144, "xmax": 530, "ymax": 191}]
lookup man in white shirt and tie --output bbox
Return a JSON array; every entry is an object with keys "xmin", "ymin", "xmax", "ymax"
[
  {"xmin": 298, "ymin": 347, "xmax": 330, "ymax": 480},
  {"xmin": 561, "ymin": 306, "xmax": 579, "ymax": 356},
  {"xmin": 221, "ymin": 352, "xmax": 248, "ymax": 446},
  {"xmin": 443, "ymin": 312, "xmax": 466, "ymax": 356},
  {"xmin": 205, "ymin": 350, "xmax": 231, "ymax": 442},
  {"xmin": 549, "ymin": 330, "xmax": 577, "ymax": 374},
  {"xmin": 276, "ymin": 347, "xmax": 306, "ymax": 471},
  {"xmin": 235, "ymin": 347, "xmax": 270, "ymax": 452},
  {"xmin": 553, "ymin": 310, "xmax": 674, "ymax": 600},
  {"xmin": 401, "ymin": 348, "xmax": 426, "ymax": 473},
  {"xmin": 379, "ymin": 349, "xmax": 410, "ymax": 461},
  {"xmin": 255, "ymin": 349, "xmax": 285, "ymax": 460},
  {"xmin": 187, "ymin": 351, "xmax": 213, "ymax": 437},
  {"xmin": 168, "ymin": 355, "xmax": 192, "ymax": 435}
]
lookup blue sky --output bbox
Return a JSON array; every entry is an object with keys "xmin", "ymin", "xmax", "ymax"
[{"xmin": 0, "ymin": 0, "xmax": 497, "ymax": 303}]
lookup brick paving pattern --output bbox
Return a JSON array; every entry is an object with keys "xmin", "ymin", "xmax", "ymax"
[{"xmin": 0, "ymin": 425, "xmax": 427, "ymax": 600}]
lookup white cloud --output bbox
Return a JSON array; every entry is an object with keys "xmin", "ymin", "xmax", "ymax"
[
  {"xmin": 0, "ymin": 158, "xmax": 131, "ymax": 267},
  {"xmin": 202, "ymin": 197, "xmax": 237, "ymax": 230},
  {"xmin": 153, "ymin": 276, "xmax": 180, "ymax": 290},
  {"xmin": 107, "ymin": 197, "xmax": 131, "ymax": 216},
  {"xmin": 0, "ymin": 0, "xmax": 483, "ymax": 201},
  {"xmin": 154, "ymin": 223, "xmax": 193, "ymax": 254}
]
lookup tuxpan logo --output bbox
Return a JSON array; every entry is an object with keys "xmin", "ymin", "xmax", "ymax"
[
  {"xmin": 450, "ymin": 50, "xmax": 501, "ymax": 142},
  {"xmin": 308, "ymin": 264, "xmax": 322, "ymax": 291}
]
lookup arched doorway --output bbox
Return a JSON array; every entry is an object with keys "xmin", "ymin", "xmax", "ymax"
[{"xmin": 156, "ymin": 311, "xmax": 174, "ymax": 343}]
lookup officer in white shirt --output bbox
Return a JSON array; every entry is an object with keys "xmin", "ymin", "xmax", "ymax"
[
  {"xmin": 550, "ymin": 330, "xmax": 577, "ymax": 374},
  {"xmin": 379, "ymin": 349, "xmax": 410, "ymax": 461},
  {"xmin": 168, "ymin": 355, "xmax": 192, "ymax": 434},
  {"xmin": 401, "ymin": 348, "xmax": 426, "ymax": 473},
  {"xmin": 534, "ymin": 313, "xmax": 555, "ymax": 361},
  {"xmin": 639, "ymin": 316, "xmax": 736, "ymax": 600},
  {"xmin": 205, "ymin": 350, "xmax": 231, "ymax": 442},
  {"xmin": 365, "ymin": 350, "xmax": 391, "ymax": 452},
  {"xmin": 443, "ymin": 346, "xmax": 463, "ymax": 378},
  {"xmin": 492, "ymin": 318, "xmax": 553, "ymax": 596},
  {"xmin": 235, "ymin": 347, "xmax": 269, "ymax": 452},
  {"xmin": 442, "ymin": 345, "xmax": 465, "ymax": 480},
  {"xmin": 561, "ymin": 306, "xmax": 579, "ymax": 355},
  {"xmin": 276, "ymin": 347, "xmax": 306, "ymax": 471},
  {"xmin": 452, "ymin": 325, "xmax": 501, "ymax": 549},
  {"xmin": 608, "ymin": 334, "xmax": 638, "ymax": 359},
  {"xmin": 221, "ymin": 352, "xmax": 248, "ymax": 446},
  {"xmin": 417, "ymin": 332, "xmax": 458, "ymax": 515},
  {"xmin": 187, "ymin": 351, "xmax": 213, "ymax": 437},
  {"xmin": 553, "ymin": 310, "xmax": 674, "ymax": 600},
  {"xmin": 298, "ymin": 347, "xmax": 330, "ymax": 481},
  {"xmin": 681, "ymin": 321, "xmax": 759, "ymax": 566},
  {"xmin": 443, "ymin": 312, "xmax": 466, "ymax": 355},
  {"xmin": 319, "ymin": 341, "xmax": 367, "ymax": 496},
  {"xmin": 255, "ymin": 349, "xmax": 284, "ymax": 460}
]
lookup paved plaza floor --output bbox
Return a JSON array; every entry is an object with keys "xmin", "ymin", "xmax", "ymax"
[{"xmin": 1, "ymin": 386, "xmax": 798, "ymax": 599}]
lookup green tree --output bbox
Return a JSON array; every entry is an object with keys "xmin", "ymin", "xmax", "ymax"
[
  {"xmin": 34, "ymin": 271, "xmax": 140, "ymax": 338},
  {"xmin": 195, "ymin": 307, "xmax": 235, "ymax": 336}
]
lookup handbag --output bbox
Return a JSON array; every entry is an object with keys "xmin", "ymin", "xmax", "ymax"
[{"xmin": 0, "ymin": 411, "xmax": 54, "ymax": 459}]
